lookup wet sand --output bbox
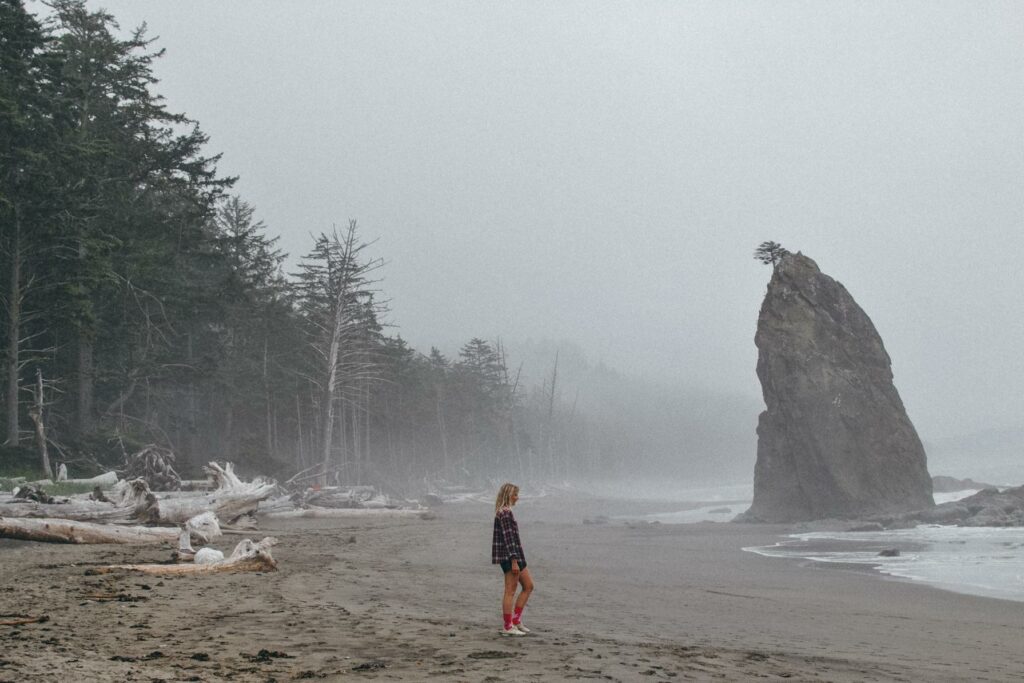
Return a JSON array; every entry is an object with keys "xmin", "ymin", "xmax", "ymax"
[{"xmin": 1, "ymin": 491, "xmax": 1022, "ymax": 681}]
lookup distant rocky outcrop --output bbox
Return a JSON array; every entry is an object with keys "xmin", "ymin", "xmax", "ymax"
[
  {"xmin": 899, "ymin": 485, "xmax": 1024, "ymax": 527},
  {"xmin": 742, "ymin": 253, "xmax": 934, "ymax": 522},
  {"xmin": 931, "ymin": 475, "xmax": 997, "ymax": 493}
]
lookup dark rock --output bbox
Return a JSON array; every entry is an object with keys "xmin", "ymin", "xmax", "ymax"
[
  {"xmin": 897, "ymin": 485, "xmax": 1024, "ymax": 527},
  {"xmin": 877, "ymin": 548, "xmax": 900, "ymax": 557},
  {"xmin": 744, "ymin": 253, "xmax": 934, "ymax": 522},
  {"xmin": 847, "ymin": 522, "xmax": 884, "ymax": 532},
  {"xmin": 931, "ymin": 475, "xmax": 997, "ymax": 492},
  {"xmin": 352, "ymin": 659, "xmax": 387, "ymax": 670}
]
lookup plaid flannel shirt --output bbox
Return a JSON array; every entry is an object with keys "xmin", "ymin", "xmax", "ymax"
[{"xmin": 492, "ymin": 507, "xmax": 525, "ymax": 564}]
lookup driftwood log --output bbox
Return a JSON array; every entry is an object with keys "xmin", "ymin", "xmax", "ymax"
[
  {"xmin": 148, "ymin": 463, "xmax": 275, "ymax": 525},
  {"xmin": 0, "ymin": 463, "xmax": 273, "ymax": 527},
  {"xmin": 262, "ymin": 506, "xmax": 432, "ymax": 520},
  {"xmin": 88, "ymin": 537, "xmax": 278, "ymax": 575},
  {"xmin": 0, "ymin": 511, "xmax": 221, "ymax": 545},
  {"xmin": 122, "ymin": 444, "xmax": 182, "ymax": 490},
  {"xmin": 63, "ymin": 471, "xmax": 119, "ymax": 487},
  {"xmin": 0, "ymin": 614, "xmax": 49, "ymax": 626},
  {"xmin": 0, "ymin": 479, "xmax": 153, "ymax": 523}
]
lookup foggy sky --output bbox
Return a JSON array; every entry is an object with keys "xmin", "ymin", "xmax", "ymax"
[{"xmin": 74, "ymin": 0, "xmax": 1024, "ymax": 441}]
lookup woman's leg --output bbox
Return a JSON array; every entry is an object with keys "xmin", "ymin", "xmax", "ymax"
[
  {"xmin": 502, "ymin": 569, "xmax": 519, "ymax": 620},
  {"xmin": 514, "ymin": 567, "xmax": 534, "ymax": 611}
]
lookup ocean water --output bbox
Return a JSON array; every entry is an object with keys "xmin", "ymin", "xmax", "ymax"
[
  {"xmin": 624, "ymin": 486, "xmax": 1024, "ymax": 603},
  {"xmin": 744, "ymin": 525, "xmax": 1024, "ymax": 603}
]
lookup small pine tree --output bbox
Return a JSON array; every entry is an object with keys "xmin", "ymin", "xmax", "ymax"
[{"xmin": 754, "ymin": 241, "xmax": 790, "ymax": 267}]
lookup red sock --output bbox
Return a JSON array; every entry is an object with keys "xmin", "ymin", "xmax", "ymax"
[
  {"xmin": 513, "ymin": 606, "xmax": 524, "ymax": 624},
  {"xmin": 503, "ymin": 613, "xmax": 513, "ymax": 629}
]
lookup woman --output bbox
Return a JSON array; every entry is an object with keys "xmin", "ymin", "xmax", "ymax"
[{"xmin": 492, "ymin": 482, "xmax": 534, "ymax": 636}]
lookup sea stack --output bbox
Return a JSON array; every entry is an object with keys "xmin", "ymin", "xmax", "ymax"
[{"xmin": 744, "ymin": 252, "xmax": 933, "ymax": 522}]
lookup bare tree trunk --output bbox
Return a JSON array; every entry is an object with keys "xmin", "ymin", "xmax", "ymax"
[
  {"xmin": 28, "ymin": 368, "xmax": 51, "ymax": 479},
  {"xmin": 77, "ymin": 336, "xmax": 94, "ymax": 434},
  {"xmin": 76, "ymin": 238, "xmax": 94, "ymax": 435},
  {"xmin": 295, "ymin": 393, "xmax": 304, "ymax": 467},
  {"xmin": 320, "ymin": 328, "xmax": 340, "ymax": 483},
  {"xmin": 546, "ymin": 351, "xmax": 558, "ymax": 463},
  {"xmin": 185, "ymin": 333, "xmax": 197, "ymax": 465},
  {"xmin": 263, "ymin": 337, "xmax": 273, "ymax": 457},
  {"xmin": 364, "ymin": 382, "xmax": 371, "ymax": 476},
  {"xmin": 224, "ymin": 404, "xmax": 234, "ymax": 459},
  {"xmin": 436, "ymin": 387, "xmax": 448, "ymax": 473},
  {"xmin": 4, "ymin": 209, "xmax": 20, "ymax": 445}
]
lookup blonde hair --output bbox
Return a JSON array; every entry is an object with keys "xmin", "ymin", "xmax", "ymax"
[{"xmin": 494, "ymin": 482, "xmax": 519, "ymax": 515}]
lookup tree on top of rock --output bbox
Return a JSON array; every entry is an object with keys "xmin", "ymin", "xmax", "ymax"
[{"xmin": 754, "ymin": 241, "xmax": 790, "ymax": 268}]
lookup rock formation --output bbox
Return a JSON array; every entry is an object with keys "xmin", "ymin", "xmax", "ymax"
[
  {"xmin": 743, "ymin": 252, "xmax": 934, "ymax": 522},
  {"xmin": 889, "ymin": 485, "xmax": 1024, "ymax": 527}
]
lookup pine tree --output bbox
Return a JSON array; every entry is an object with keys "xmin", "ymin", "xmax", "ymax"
[{"xmin": 0, "ymin": 0, "xmax": 63, "ymax": 450}]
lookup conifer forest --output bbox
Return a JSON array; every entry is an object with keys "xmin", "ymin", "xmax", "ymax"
[{"xmin": 0, "ymin": 1, "xmax": 754, "ymax": 490}]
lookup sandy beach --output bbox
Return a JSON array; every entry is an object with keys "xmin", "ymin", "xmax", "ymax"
[{"xmin": 1, "ymin": 491, "xmax": 1022, "ymax": 682}]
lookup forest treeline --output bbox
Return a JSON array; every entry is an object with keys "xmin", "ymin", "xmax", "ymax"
[
  {"xmin": 2, "ymin": 1, "xmax": 758, "ymax": 489},
  {"xmin": 0, "ymin": 0, "xmax": 651, "ymax": 488}
]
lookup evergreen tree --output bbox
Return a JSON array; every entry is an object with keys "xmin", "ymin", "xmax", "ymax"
[
  {"xmin": 754, "ymin": 241, "xmax": 790, "ymax": 268},
  {"xmin": 42, "ymin": 0, "xmax": 231, "ymax": 438},
  {"xmin": 0, "ymin": 0, "xmax": 63, "ymax": 447}
]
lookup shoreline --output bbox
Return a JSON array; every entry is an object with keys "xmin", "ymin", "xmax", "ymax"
[{"xmin": 1, "ymin": 492, "xmax": 1023, "ymax": 681}]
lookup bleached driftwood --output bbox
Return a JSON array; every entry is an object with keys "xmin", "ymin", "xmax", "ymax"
[
  {"xmin": 1, "ymin": 463, "xmax": 272, "ymax": 527},
  {"xmin": 142, "ymin": 462, "xmax": 275, "ymax": 525},
  {"xmin": 0, "ymin": 511, "xmax": 221, "ymax": 545},
  {"xmin": 262, "ymin": 505, "xmax": 432, "ymax": 520},
  {"xmin": 89, "ymin": 537, "xmax": 278, "ymax": 575},
  {"xmin": 256, "ymin": 494, "xmax": 297, "ymax": 515},
  {"xmin": 63, "ymin": 471, "xmax": 119, "ymax": 487},
  {"xmin": 0, "ymin": 517, "xmax": 176, "ymax": 544},
  {"xmin": 122, "ymin": 444, "xmax": 182, "ymax": 490},
  {"xmin": 0, "ymin": 479, "xmax": 152, "ymax": 524},
  {"xmin": 153, "ymin": 486, "xmax": 274, "ymax": 525},
  {"xmin": 304, "ymin": 485, "xmax": 375, "ymax": 505}
]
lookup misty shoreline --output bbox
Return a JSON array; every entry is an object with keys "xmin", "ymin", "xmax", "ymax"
[{"xmin": 3, "ymin": 487, "xmax": 1024, "ymax": 680}]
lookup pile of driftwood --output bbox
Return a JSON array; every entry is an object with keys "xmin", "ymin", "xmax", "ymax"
[
  {"xmin": 258, "ymin": 484, "xmax": 434, "ymax": 520},
  {"xmin": 1, "ymin": 458, "xmax": 434, "ymax": 575},
  {"xmin": 0, "ymin": 461, "xmax": 279, "ymax": 575}
]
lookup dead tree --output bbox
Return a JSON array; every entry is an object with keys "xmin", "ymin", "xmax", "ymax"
[
  {"xmin": 296, "ymin": 222, "xmax": 384, "ymax": 484},
  {"xmin": 27, "ymin": 368, "xmax": 52, "ymax": 479}
]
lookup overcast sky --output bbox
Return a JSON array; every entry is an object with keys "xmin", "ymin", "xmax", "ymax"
[{"xmin": 71, "ymin": 0, "xmax": 1023, "ymax": 441}]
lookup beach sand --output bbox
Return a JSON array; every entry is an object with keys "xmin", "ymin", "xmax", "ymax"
[{"xmin": 1, "ymin": 491, "xmax": 1022, "ymax": 682}]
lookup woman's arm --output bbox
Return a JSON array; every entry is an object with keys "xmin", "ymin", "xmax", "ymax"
[{"xmin": 498, "ymin": 511, "xmax": 519, "ymax": 561}]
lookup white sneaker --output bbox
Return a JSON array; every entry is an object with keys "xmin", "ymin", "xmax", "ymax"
[
  {"xmin": 500, "ymin": 626, "xmax": 525, "ymax": 636},
  {"xmin": 512, "ymin": 622, "xmax": 530, "ymax": 634}
]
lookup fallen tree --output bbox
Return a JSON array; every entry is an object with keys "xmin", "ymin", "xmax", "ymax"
[
  {"xmin": 0, "ymin": 511, "xmax": 221, "ymax": 545},
  {"xmin": 0, "ymin": 480, "xmax": 153, "ymax": 523},
  {"xmin": 0, "ymin": 464, "xmax": 274, "ymax": 527},
  {"xmin": 88, "ymin": 537, "xmax": 278, "ymax": 575},
  {"xmin": 147, "ymin": 463, "xmax": 275, "ymax": 525}
]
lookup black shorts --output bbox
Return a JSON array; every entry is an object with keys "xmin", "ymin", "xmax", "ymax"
[{"xmin": 499, "ymin": 558, "xmax": 527, "ymax": 573}]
